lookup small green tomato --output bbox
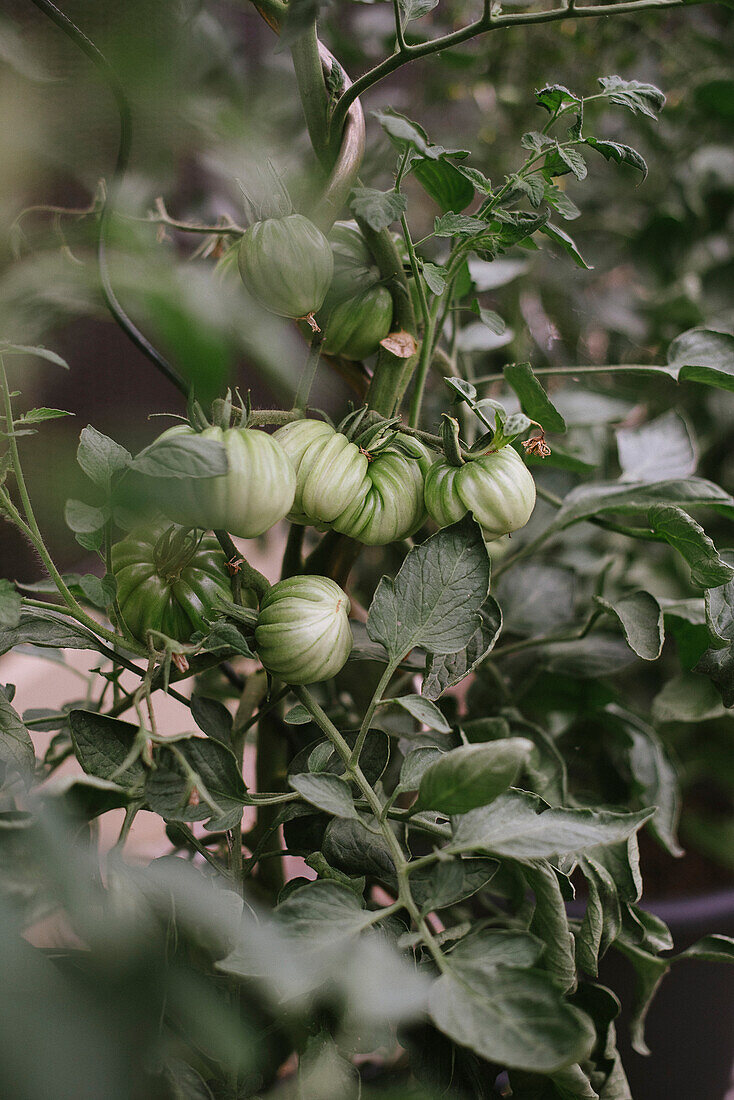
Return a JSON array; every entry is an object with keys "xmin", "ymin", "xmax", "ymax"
[
  {"xmin": 255, "ymin": 575, "xmax": 353, "ymax": 684},
  {"xmin": 154, "ymin": 424, "xmax": 296, "ymax": 539},
  {"xmin": 424, "ymin": 445, "xmax": 536, "ymax": 541},
  {"xmin": 273, "ymin": 419, "xmax": 431, "ymax": 545},
  {"xmin": 238, "ymin": 214, "xmax": 334, "ymax": 320}
]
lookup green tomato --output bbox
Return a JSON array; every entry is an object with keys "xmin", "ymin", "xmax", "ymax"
[
  {"xmin": 238, "ymin": 214, "xmax": 333, "ymax": 320},
  {"xmin": 321, "ymin": 284, "xmax": 393, "ymax": 361},
  {"xmin": 424, "ymin": 445, "xmax": 536, "ymax": 541},
  {"xmin": 154, "ymin": 424, "xmax": 296, "ymax": 539},
  {"xmin": 112, "ymin": 525, "xmax": 249, "ymax": 644},
  {"xmin": 255, "ymin": 575, "xmax": 353, "ymax": 684},
  {"xmin": 273, "ymin": 420, "xmax": 431, "ymax": 545},
  {"xmin": 329, "ymin": 221, "xmax": 374, "ymax": 272}
]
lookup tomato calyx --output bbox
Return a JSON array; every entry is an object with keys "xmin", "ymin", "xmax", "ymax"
[{"xmin": 153, "ymin": 525, "xmax": 203, "ymax": 582}]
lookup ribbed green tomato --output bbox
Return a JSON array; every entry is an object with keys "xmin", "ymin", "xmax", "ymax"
[
  {"xmin": 238, "ymin": 214, "xmax": 333, "ymax": 319},
  {"xmin": 112, "ymin": 526, "xmax": 249, "ymax": 644},
  {"xmin": 329, "ymin": 221, "xmax": 375, "ymax": 293},
  {"xmin": 255, "ymin": 575, "xmax": 352, "ymax": 684},
  {"xmin": 154, "ymin": 424, "xmax": 296, "ymax": 539},
  {"xmin": 321, "ymin": 284, "xmax": 393, "ymax": 361},
  {"xmin": 273, "ymin": 419, "xmax": 431, "ymax": 545},
  {"xmin": 424, "ymin": 445, "xmax": 536, "ymax": 541}
]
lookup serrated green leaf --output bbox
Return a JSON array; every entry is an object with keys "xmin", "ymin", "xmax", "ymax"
[
  {"xmin": 649, "ymin": 506, "xmax": 733, "ymax": 589},
  {"xmin": 385, "ymin": 694, "xmax": 451, "ymax": 733},
  {"xmin": 289, "ymin": 773, "xmax": 357, "ymax": 819},
  {"xmin": 19, "ymin": 407, "xmax": 73, "ymax": 425},
  {"xmin": 0, "ymin": 609, "xmax": 109, "ymax": 658},
  {"xmin": 190, "ymin": 695, "xmax": 233, "ymax": 745},
  {"xmin": 349, "ymin": 186, "xmax": 407, "ymax": 231},
  {"xmin": 147, "ymin": 737, "xmax": 247, "ymax": 831},
  {"xmin": 597, "ymin": 76, "xmax": 666, "ymax": 119},
  {"xmin": 69, "ymin": 710, "xmax": 145, "ymax": 792},
  {"xmin": 368, "ymin": 517, "xmax": 490, "ymax": 661},
  {"xmin": 399, "ymin": 0, "xmax": 439, "ymax": 22},
  {"xmin": 430, "ymin": 965, "xmax": 595, "ymax": 1073},
  {"xmin": 421, "ymin": 262, "xmax": 448, "ymax": 295},
  {"xmin": 398, "ymin": 747, "xmax": 445, "ymax": 792},
  {"xmin": 585, "ymin": 137, "xmax": 648, "ymax": 182},
  {"xmin": 535, "ymin": 85, "xmax": 581, "ymax": 114},
  {"xmin": 130, "ymin": 434, "xmax": 228, "ymax": 479},
  {"xmin": 549, "ymin": 478, "xmax": 734, "ymax": 533},
  {"xmin": 0, "ymin": 580, "xmax": 22, "ymax": 630},
  {"xmin": 666, "ymin": 327, "xmax": 734, "ymax": 392},
  {"xmin": 373, "ymin": 107, "xmax": 431, "ymax": 154},
  {"xmin": 77, "ymin": 425, "xmax": 132, "ymax": 490},
  {"xmin": 64, "ymin": 499, "xmax": 106, "ymax": 535},
  {"xmin": 78, "ymin": 573, "xmax": 116, "ymax": 609},
  {"xmin": 449, "ymin": 790, "xmax": 652, "ymax": 861},
  {"xmin": 471, "ymin": 301, "xmax": 506, "ymax": 335},
  {"xmin": 538, "ymin": 223, "xmax": 592, "ymax": 269},
  {"xmin": 434, "ymin": 212, "xmax": 490, "ymax": 238},
  {"xmin": 594, "ymin": 591, "xmax": 664, "ymax": 661},
  {"xmin": 543, "ymin": 180, "xmax": 581, "ymax": 221},
  {"xmin": 416, "ymin": 739, "xmax": 534, "ymax": 814},
  {"xmin": 414, "ymin": 159, "xmax": 475, "ymax": 214},
  {"xmin": 0, "ymin": 689, "xmax": 35, "ymax": 778},
  {"xmin": 283, "ymin": 704, "xmax": 313, "ymax": 725},
  {"xmin": 704, "ymin": 550, "xmax": 734, "ymax": 644},
  {"xmin": 423, "ymin": 595, "xmax": 502, "ymax": 700},
  {"xmin": 504, "ymin": 362, "xmax": 567, "ymax": 433}
]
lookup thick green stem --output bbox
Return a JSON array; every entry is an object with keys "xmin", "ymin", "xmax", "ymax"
[
  {"xmin": 407, "ymin": 301, "xmax": 440, "ymax": 428},
  {"xmin": 290, "ymin": 23, "xmax": 331, "ymax": 164},
  {"xmin": 252, "ymin": 705, "xmax": 289, "ymax": 898},
  {"xmin": 349, "ymin": 662, "xmax": 396, "ymax": 767},
  {"xmin": 294, "ymin": 329, "xmax": 324, "ymax": 411}
]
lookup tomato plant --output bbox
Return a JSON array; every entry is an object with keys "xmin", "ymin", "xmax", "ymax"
[{"xmin": 1, "ymin": 1, "xmax": 733, "ymax": 1098}]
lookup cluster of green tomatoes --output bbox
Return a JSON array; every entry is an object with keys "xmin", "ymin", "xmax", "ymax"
[{"xmin": 111, "ymin": 214, "xmax": 537, "ymax": 685}]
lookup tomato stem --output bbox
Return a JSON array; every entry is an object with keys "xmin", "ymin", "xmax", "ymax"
[{"xmin": 293, "ymin": 329, "xmax": 324, "ymax": 412}]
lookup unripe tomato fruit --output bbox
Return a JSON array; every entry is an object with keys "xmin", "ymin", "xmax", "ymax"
[
  {"xmin": 112, "ymin": 525, "xmax": 248, "ymax": 644},
  {"xmin": 273, "ymin": 419, "xmax": 431, "ymax": 545},
  {"xmin": 321, "ymin": 284, "xmax": 393, "ymax": 361},
  {"xmin": 238, "ymin": 214, "xmax": 333, "ymax": 320},
  {"xmin": 255, "ymin": 575, "xmax": 353, "ymax": 684},
  {"xmin": 154, "ymin": 424, "xmax": 296, "ymax": 539},
  {"xmin": 424, "ymin": 445, "xmax": 536, "ymax": 541},
  {"xmin": 329, "ymin": 221, "xmax": 376, "ymax": 292}
]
